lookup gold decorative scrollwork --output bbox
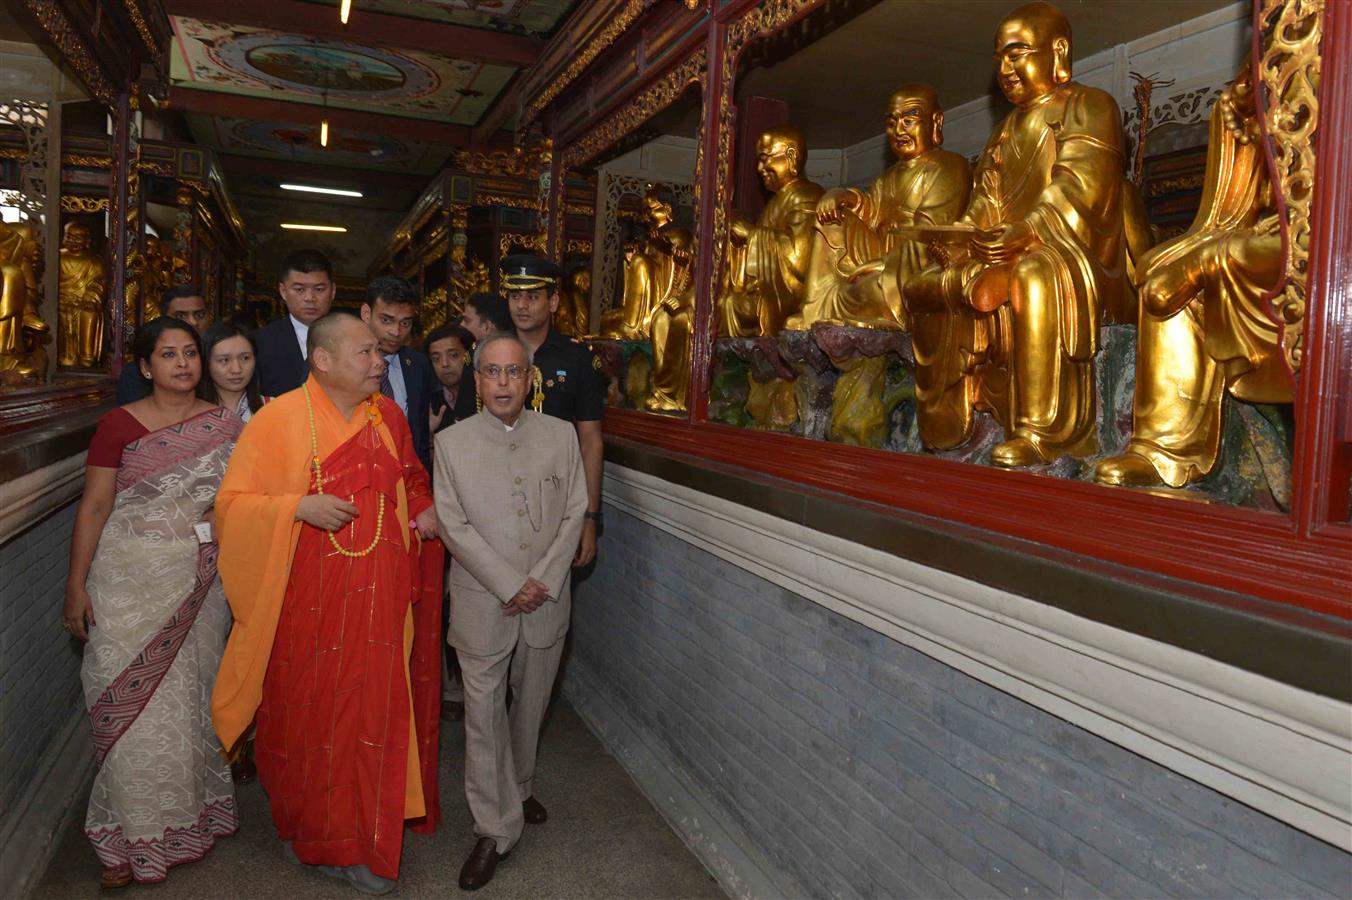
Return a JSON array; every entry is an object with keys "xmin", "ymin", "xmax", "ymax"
[
  {"xmin": 524, "ymin": 0, "xmax": 657, "ymax": 125},
  {"xmin": 565, "ymin": 239, "xmax": 593, "ymax": 255},
  {"xmin": 60, "ymin": 195, "xmax": 109, "ymax": 213},
  {"xmin": 454, "ymin": 141, "xmax": 552, "ymax": 177},
  {"xmin": 500, "ymin": 233, "xmax": 547, "ymax": 258},
  {"xmin": 560, "ymin": 49, "xmax": 707, "ymax": 171},
  {"xmin": 62, "ymin": 154, "xmax": 111, "ymax": 168},
  {"xmin": 1256, "ymin": 0, "xmax": 1324, "ymax": 374},
  {"xmin": 121, "ymin": 0, "xmax": 158, "ymax": 57},
  {"xmin": 476, "ymin": 194, "xmax": 539, "ymax": 210},
  {"xmin": 137, "ymin": 159, "xmax": 174, "ymax": 176}
]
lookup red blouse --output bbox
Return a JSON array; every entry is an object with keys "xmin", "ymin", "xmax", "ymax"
[{"xmin": 87, "ymin": 407, "xmax": 150, "ymax": 468}]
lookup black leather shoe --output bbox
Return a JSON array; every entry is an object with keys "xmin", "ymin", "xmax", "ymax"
[
  {"xmin": 230, "ymin": 740, "xmax": 256, "ymax": 784},
  {"xmin": 458, "ymin": 837, "xmax": 508, "ymax": 891},
  {"xmin": 522, "ymin": 795, "xmax": 548, "ymax": 824},
  {"xmin": 441, "ymin": 700, "xmax": 464, "ymax": 722}
]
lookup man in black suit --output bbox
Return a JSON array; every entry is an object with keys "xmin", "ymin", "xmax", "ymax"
[
  {"xmin": 254, "ymin": 249, "xmax": 335, "ymax": 397},
  {"xmin": 361, "ymin": 275, "xmax": 436, "ymax": 471}
]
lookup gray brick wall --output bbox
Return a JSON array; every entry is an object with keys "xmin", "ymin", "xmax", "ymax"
[
  {"xmin": 566, "ymin": 506, "xmax": 1352, "ymax": 899},
  {"xmin": 0, "ymin": 501, "xmax": 85, "ymax": 817}
]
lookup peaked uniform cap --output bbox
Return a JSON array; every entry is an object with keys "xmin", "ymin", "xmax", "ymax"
[{"xmin": 501, "ymin": 254, "xmax": 562, "ymax": 291}]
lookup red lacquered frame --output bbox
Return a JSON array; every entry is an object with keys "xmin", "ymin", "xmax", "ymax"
[{"xmin": 549, "ymin": 0, "xmax": 1352, "ymax": 619}]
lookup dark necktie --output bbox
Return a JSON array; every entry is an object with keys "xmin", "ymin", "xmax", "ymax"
[{"xmin": 380, "ymin": 356, "xmax": 394, "ymax": 400}]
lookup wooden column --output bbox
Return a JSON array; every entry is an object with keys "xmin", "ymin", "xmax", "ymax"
[
  {"xmin": 733, "ymin": 95, "xmax": 789, "ymax": 219},
  {"xmin": 689, "ymin": 22, "xmax": 727, "ymax": 425},
  {"xmin": 106, "ymin": 91, "xmax": 133, "ymax": 375}
]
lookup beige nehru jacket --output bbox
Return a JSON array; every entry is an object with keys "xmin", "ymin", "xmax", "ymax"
[{"xmin": 433, "ymin": 408, "xmax": 588, "ymax": 656}]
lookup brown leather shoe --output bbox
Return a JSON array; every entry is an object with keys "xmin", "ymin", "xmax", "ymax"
[
  {"xmin": 522, "ymin": 795, "xmax": 548, "ymax": 824},
  {"xmin": 458, "ymin": 837, "xmax": 508, "ymax": 891},
  {"xmin": 441, "ymin": 700, "xmax": 464, "ymax": 722}
]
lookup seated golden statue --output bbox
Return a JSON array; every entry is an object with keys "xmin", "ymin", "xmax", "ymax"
[
  {"xmin": 905, "ymin": 2, "xmax": 1129, "ymax": 465},
  {"xmin": 58, "ymin": 220, "xmax": 107, "ymax": 368},
  {"xmin": 717, "ymin": 126, "xmax": 824, "ymax": 337},
  {"xmin": 1095, "ymin": 65, "xmax": 1289, "ymax": 488},
  {"xmin": 142, "ymin": 236, "xmax": 176, "ymax": 324},
  {"xmin": 554, "ymin": 265, "xmax": 592, "ymax": 337},
  {"xmin": 788, "ymin": 84, "xmax": 970, "ymax": 332},
  {"xmin": 597, "ymin": 186, "xmax": 693, "ymax": 340},
  {"xmin": 0, "ymin": 219, "xmax": 49, "ymax": 379}
]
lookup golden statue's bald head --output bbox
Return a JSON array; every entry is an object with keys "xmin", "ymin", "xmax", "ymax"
[
  {"xmin": 758, "ymin": 124, "xmax": 805, "ymax": 159},
  {"xmin": 994, "ymin": 1, "xmax": 1072, "ymax": 106},
  {"xmin": 999, "ymin": 2, "xmax": 1071, "ymax": 45},
  {"xmin": 890, "ymin": 83, "xmax": 941, "ymax": 117}
]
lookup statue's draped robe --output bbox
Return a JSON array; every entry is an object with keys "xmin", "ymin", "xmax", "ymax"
[
  {"xmin": 1126, "ymin": 93, "xmax": 1288, "ymax": 486},
  {"xmin": 718, "ymin": 177, "xmax": 824, "ymax": 337},
  {"xmin": 58, "ymin": 250, "xmax": 106, "ymax": 366},
  {"xmin": 796, "ymin": 148, "xmax": 970, "ymax": 330},
  {"xmin": 600, "ymin": 224, "xmax": 693, "ymax": 340},
  {"xmin": 212, "ymin": 380, "xmax": 438, "ymax": 880},
  {"xmin": 911, "ymin": 84, "xmax": 1127, "ymax": 457}
]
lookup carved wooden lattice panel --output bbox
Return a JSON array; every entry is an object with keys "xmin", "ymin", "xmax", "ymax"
[{"xmin": 0, "ymin": 101, "xmax": 48, "ymax": 219}]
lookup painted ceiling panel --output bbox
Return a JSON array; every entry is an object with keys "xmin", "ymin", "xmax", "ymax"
[
  {"xmin": 169, "ymin": 16, "xmax": 515, "ymax": 124},
  {"xmin": 184, "ymin": 113, "xmax": 449, "ymax": 174},
  {"xmin": 296, "ymin": 0, "xmax": 575, "ymax": 34}
]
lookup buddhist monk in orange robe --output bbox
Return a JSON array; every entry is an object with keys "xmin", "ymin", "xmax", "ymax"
[{"xmin": 212, "ymin": 311, "xmax": 441, "ymax": 894}]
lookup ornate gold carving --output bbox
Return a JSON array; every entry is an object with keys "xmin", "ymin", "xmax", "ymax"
[
  {"xmin": 19, "ymin": 0, "xmax": 114, "ymax": 103},
  {"xmin": 62, "ymin": 154, "xmax": 111, "ymax": 168},
  {"xmin": 121, "ymin": 0, "xmax": 158, "ymax": 57},
  {"xmin": 453, "ymin": 141, "xmax": 552, "ymax": 177},
  {"xmin": 560, "ymin": 49, "xmax": 706, "ymax": 171},
  {"xmin": 1257, "ymin": 0, "xmax": 1324, "ymax": 374},
  {"xmin": 565, "ymin": 239, "xmax": 593, "ymax": 255},
  {"xmin": 500, "ymin": 232, "xmax": 547, "ymax": 258},
  {"xmin": 60, "ymin": 195, "xmax": 109, "ymax": 213},
  {"xmin": 137, "ymin": 159, "xmax": 174, "ymax": 176},
  {"xmin": 475, "ymin": 194, "xmax": 539, "ymax": 210},
  {"xmin": 0, "ymin": 148, "xmax": 25, "ymax": 161},
  {"xmin": 524, "ymin": 0, "xmax": 657, "ymax": 125}
]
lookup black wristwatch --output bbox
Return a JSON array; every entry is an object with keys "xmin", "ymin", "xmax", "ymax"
[{"xmin": 584, "ymin": 511, "xmax": 603, "ymax": 524}]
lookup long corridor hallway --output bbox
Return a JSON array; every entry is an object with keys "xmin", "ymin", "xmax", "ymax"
[{"xmin": 32, "ymin": 701, "xmax": 724, "ymax": 899}]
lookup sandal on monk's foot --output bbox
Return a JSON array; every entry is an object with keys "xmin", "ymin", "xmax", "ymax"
[{"xmin": 100, "ymin": 865, "xmax": 133, "ymax": 890}]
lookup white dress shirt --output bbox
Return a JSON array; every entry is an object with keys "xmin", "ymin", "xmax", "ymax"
[
  {"xmin": 385, "ymin": 352, "xmax": 408, "ymax": 414},
  {"xmin": 289, "ymin": 314, "xmax": 309, "ymax": 360}
]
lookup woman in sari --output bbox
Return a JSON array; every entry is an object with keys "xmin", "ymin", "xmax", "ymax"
[{"xmin": 63, "ymin": 316, "xmax": 244, "ymax": 888}]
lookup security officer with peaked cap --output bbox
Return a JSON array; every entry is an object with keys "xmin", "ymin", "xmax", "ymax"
[{"xmin": 457, "ymin": 253, "xmax": 605, "ymax": 566}]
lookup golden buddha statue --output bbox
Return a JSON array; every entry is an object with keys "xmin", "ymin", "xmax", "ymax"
[
  {"xmin": 905, "ymin": 2, "xmax": 1129, "ymax": 465},
  {"xmin": 57, "ymin": 220, "xmax": 107, "ymax": 368},
  {"xmin": 142, "ymin": 236, "xmax": 175, "ymax": 324},
  {"xmin": 554, "ymin": 265, "xmax": 592, "ymax": 337},
  {"xmin": 717, "ymin": 126, "xmax": 824, "ymax": 337},
  {"xmin": 0, "ymin": 219, "xmax": 49, "ymax": 379},
  {"xmin": 789, "ymin": 85, "xmax": 970, "ymax": 332},
  {"xmin": 597, "ymin": 185, "xmax": 693, "ymax": 340},
  {"xmin": 1095, "ymin": 65, "xmax": 1289, "ymax": 488}
]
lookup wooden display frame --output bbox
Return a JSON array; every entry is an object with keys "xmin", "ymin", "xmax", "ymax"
[{"xmin": 540, "ymin": 0, "xmax": 1352, "ymax": 617}]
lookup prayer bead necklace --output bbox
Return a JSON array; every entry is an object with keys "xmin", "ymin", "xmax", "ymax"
[{"xmin": 303, "ymin": 383, "xmax": 385, "ymax": 558}]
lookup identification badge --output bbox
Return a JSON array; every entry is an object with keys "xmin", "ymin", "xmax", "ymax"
[{"xmin": 194, "ymin": 522, "xmax": 214, "ymax": 544}]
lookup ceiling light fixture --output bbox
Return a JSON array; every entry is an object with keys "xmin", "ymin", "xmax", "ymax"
[
  {"xmin": 280, "ymin": 183, "xmax": 364, "ymax": 198},
  {"xmin": 340, "ymin": 0, "xmax": 352, "ymax": 24},
  {"xmin": 281, "ymin": 223, "xmax": 348, "ymax": 233},
  {"xmin": 320, "ymin": 117, "xmax": 329, "ymax": 148}
]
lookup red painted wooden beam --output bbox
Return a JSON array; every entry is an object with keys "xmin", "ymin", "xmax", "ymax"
[
  {"xmin": 162, "ymin": 0, "xmax": 540, "ymax": 68},
  {"xmin": 168, "ymin": 87, "xmax": 475, "ymax": 144}
]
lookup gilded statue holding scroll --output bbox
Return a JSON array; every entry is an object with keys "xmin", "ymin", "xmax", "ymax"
[
  {"xmin": 597, "ymin": 185, "xmax": 693, "ymax": 340},
  {"xmin": 906, "ymin": 2, "xmax": 1129, "ymax": 465},
  {"xmin": 717, "ymin": 126, "xmax": 824, "ymax": 337},
  {"xmin": 1095, "ymin": 64, "xmax": 1290, "ymax": 488},
  {"xmin": 789, "ymin": 85, "xmax": 970, "ymax": 332},
  {"xmin": 0, "ymin": 219, "xmax": 49, "ymax": 380},
  {"xmin": 57, "ymin": 220, "xmax": 107, "ymax": 368}
]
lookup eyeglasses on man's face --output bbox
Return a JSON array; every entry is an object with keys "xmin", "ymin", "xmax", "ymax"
[{"xmin": 478, "ymin": 363, "xmax": 528, "ymax": 381}]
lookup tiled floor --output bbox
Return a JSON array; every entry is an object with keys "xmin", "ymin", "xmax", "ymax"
[{"xmin": 34, "ymin": 700, "xmax": 725, "ymax": 899}]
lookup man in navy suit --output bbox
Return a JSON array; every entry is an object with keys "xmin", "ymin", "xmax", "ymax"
[
  {"xmin": 254, "ymin": 249, "xmax": 335, "ymax": 397},
  {"xmin": 361, "ymin": 275, "xmax": 436, "ymax": 471}
]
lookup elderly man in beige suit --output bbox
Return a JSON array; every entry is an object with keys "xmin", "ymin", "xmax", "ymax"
[{"xmin": 434, "ymin": 331, "xmax": 588, "ymax": 891}]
